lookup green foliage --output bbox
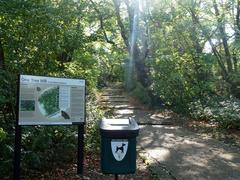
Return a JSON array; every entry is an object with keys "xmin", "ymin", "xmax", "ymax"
[
  {"xmin": 0, "ymin": 130, "xmax": 14, "ymax": 177},
  {"xmin": 21, "ymin": 126, "xmax": 77, "ymax": 171},
  {"xmin": 0, "ymin": 0, "xmax": 91, "ymax": 73},
  {"xmin": 96, "ymin": 45, "xmax": 126, "ymax": 87},
  {"xmin": 61, "ymin": 51, "xmax": 101, "ymax": 92},
  {"xmin": 147, "ymin": 0, "xmax": 240, "ymax": 117},
  {"xmin": 229, "ymin": 72, "xmax": 240, "ymax": 98},
  {"xmin": 0, "ymin": 71, "xmax": 16, "ymax": 177},
  {"xmin": 0, "ymin": 0, "xmax": 109, "ymax": 177},
  {"xmin": 0, "ymin": 71, "xmax": 16, "ymax": 109},
  {"xmin": 0, "ymin": 128, "xmax": 6, "ymax": 142},
  {"xmin": 85, "ymin": 96, "xmax": 103, "ymax": 152},
  {"xmin": 189, "ymin": 96, "xmax": 240, "ymax": 129},
  {"xmin": 150, "ymin": 53, "xmax": 214, "ymax": 112}
]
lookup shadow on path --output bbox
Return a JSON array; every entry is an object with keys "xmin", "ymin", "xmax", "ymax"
[{"xmin": 138, "ymin": 125, "xmax": 240, "ymax": 180}]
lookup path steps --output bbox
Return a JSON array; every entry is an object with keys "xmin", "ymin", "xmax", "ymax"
[
  {"xmin": 99, "ymin": 86, "xmax": 142, "ymax": 111},
  {"xmin": 99, "ymin": 85, "xmax": 174, "ymax": 125}
]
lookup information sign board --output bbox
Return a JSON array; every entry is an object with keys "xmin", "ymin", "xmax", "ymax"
[{"xmin": 18, "ymin": 75, "xmax": 85, "ymax": 125}]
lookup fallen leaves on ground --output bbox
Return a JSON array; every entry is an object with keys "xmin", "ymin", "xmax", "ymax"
[{"xmin": 21, "ymin": 152, "xmax": 150, "ymax": 180}]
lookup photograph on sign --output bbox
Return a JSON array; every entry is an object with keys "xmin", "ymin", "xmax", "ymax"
[{"xmin": 18, "ymin": 75, "xmax": 85, "ymax": 125}]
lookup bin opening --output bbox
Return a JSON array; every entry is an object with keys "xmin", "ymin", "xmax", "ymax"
[
  {"xmin": 110, "ymin": 119, "xmax": 130, "ymax": 126},
  {"xmin": 103, "ymin": 118, "xmax": 130, "ymax": 126},
  {"xmin": 100, "ymin": 118, "xmax": 139, "ymax": 135}
]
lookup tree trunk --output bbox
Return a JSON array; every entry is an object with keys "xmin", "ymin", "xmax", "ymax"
[
  {"xmin": 113, "ymin": 0, "xmax": 150, "ymax": 87},
  {"xmin": 134, "ymin": 49, "xmax": 149, "ymax": 87},
  {"xmin": 233, "ymin": 0, "xmax": 240, "ymax": 72},
  {"xmin": 113, "ymin": 0, "xmax": 130, "ymax": 50},
  {"xmin": 213, "ymin": 0, "xmax": 233, "ymax": 73}
]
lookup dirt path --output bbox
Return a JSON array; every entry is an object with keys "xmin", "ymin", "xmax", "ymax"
[{"xmin": 100, "ymin": 85, "xmax": 240, "ymax": 180}]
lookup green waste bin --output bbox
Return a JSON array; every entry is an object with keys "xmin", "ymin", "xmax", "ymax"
[{"xmin": 100, "ymin": 118, "xmax": 139, "ymax": 174}]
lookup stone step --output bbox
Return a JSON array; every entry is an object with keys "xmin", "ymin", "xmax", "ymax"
[
  {"xmin": 107, "ymin": 83, "xmax": 124, "ymax": 89},
  {"xmin": 101, "ymin": 92, "xmax": 124, "ymax": 96},
  {"xmin": 100, "ymin": 102, "xmax": 130, "ymax": 106},
  {"xmin": 103, "ymin": 88, "xmax": 124, "ymax": 92},
  {"xmin": 101, "ymin": 95, "xmax": 127, "ymax": 98},
  {"xmin": 100, "ymin": 96, "xmax": 128, "ymax": 100},
  {"xmin": 114, "ymin": 109, "xmax": 134, "ymax": 115},
  {"xmin": 101, "ymin": 104, "xmax": 142, "ymax": 110},
  {"xmin": 100, "ymin": 85, "xmax": 142, "ymax": 111},
  {"xmin": 100, "ymin": 99, "xmax": 129, "ymax": 103}
]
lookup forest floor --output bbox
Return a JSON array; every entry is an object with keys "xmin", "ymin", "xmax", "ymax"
[
  {"xmin": 99, "ymin": 84, "xmax": 240, "ymax": 180},
  {"xmin": 22, "ymin": 152, "xmax": 150, "ymax": 180}
]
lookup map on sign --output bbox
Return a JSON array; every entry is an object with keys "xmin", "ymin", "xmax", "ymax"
[{"xmin": 18, "ymin": 75, "xmax": 85, "ymax": 125}]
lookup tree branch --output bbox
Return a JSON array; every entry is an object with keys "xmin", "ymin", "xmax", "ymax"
[
  {"xmin": 113, "ymin": 0, "xmax": 130, "ymax": 50},
  {"xmin": 189, "ymin": 7, "xmax": 228, "ymax": 78},
  {"xmin": 89, "ymin": 0, "xmax": 115, "ymax": 45}
]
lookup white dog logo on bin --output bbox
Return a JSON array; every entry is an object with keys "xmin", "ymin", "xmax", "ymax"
[{"xmin": 111, "ymin": 139, "xmax": 128, "ymax": 161}]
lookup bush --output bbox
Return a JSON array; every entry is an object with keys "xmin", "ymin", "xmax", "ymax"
[
  {"xmin": 0, "ymin": 128, "xmax": 6, "ymax": 142},
  {"xmin": 150, "ymin": 53, "xmax": 214, "ymax": 113},
  {"xmin": 85, "ymin": 95, "xmax": 103, "ymax": 152},
  {"xmin": 22, "ymin": 126, "xmax": 77, "ymax": 171},
  {"xmin": 229, "ymin": 72, "xmax": 240, "ymax": 98},
  {"xmin": 189, "ymin": 96, "xmax": 240, "ymax": 129},
  {"xmin": 0, "ymin": 129, "xmax": 14, "ymax": 178}
]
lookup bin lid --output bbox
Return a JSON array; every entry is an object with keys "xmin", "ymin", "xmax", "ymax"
[{"xmin": 100, "ymin": 117, "xmax": 139, "ymax": 138}]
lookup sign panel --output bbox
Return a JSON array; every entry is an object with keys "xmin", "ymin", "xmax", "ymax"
[
  {"xmin": 18, "ymin": 75, "xmax": 85, "ymax": 125},
  {"xmin": 111, "ymin": 139, "xmax": 128, "ymax": 161}
]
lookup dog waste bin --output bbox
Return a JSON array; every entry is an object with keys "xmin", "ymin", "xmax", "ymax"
[{"xmin": 100, "ymin": 118, "xmax": 139, "ymax": 174}]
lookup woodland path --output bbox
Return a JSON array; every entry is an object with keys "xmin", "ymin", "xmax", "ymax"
[{"xmin": 99, "ymin": 84, "xmax": 240, "ymax": 180}]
